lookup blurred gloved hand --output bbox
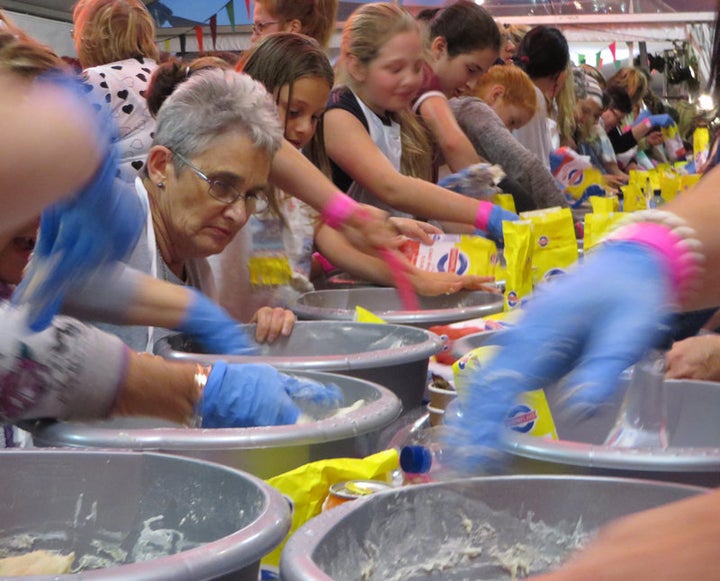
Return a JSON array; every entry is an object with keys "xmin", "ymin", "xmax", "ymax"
[
  {"xmin": 438, "ymin": 163, "xmax": 506, "ymax": 199},
  {"xmin": 12, "ymin": 73, "xmax": 145, "ymax": 332},
  {"xmin": 178, "ymin": 289, "xmax": 257, "ymax": 355},
  {"xmin": 635, "ymin": 111, "xmax": 674, "ymax": 129},
  {"xmin": 199, "ymin": 362, "xmax": 343, "ymax": 428},
  {"xmin": 443, "ymin": 241, "xmax": 673, "ymax": 473},
  {"xmin": 281, "ymin": 373, "xmax": 343, "ymax": 413},
  {"xmin": 474, "ymin": 203, "xmax": 519, "ymax": 244}
]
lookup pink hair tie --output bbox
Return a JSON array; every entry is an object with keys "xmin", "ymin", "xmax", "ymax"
[
  {"xmin": 321, "ymin": 192, "xmax": 359, "ymax": 230},
  {"xmin": 474, "ymin": 200, "xmax": 494, "ymax": 231}
]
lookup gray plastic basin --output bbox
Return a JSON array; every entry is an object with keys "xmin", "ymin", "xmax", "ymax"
[
  {"xmin": 0, "ymin": 450, "xmax": 289, "ymax": 580},
  {"xmin": 280, "ymin": 475, "xmax": 705, "ymax": 580},
  {"xmin": 503, "ymin": 378, "xmax": 720, "ymax": 487},
  {"xmin": 290, "ymin": 288, "xmax": 504, "ymax": 327},
  {"xmin": 28, "ymin": 371, "xmax": 401, "ymax": 480},
  {"xmin": 449, "ymin": 332, "xmax": 720, "ymax": 486},
  {"xmin": 155, "ymin": 322, "xmax": 443, "ymax": 411}
]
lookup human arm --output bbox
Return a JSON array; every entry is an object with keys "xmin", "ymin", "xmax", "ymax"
[
  {"xmin": 665, "ymin": 334, "xmax": 720, "ymax": 381},
  {"xmin": 323, "ymin": 108, "xmax": 511, "ymax": 233},
  {"xmin": 0, "ymin": 74, "xmax": 103, "ymax": 232},
  {"xmin": 416, "ymin": 93, "xmax": 484, "ymax": 172},
  {"xmin": 268, "ymin": 139, "xmax": 397, "ymax": 253},
  {"xmin": 529, "ymin": 488, "xmax": 720, "ymax": 581},
  {"xmin": 61, "ymin": 266, "xmax": 256, "ymax": 355},
  {"xmin": 315, "ymin": 224, "xmax": 497, "ymax": 296},
  {"xmin": 450, "ymin": 97, "xmax": 567, "ymax": 210}
]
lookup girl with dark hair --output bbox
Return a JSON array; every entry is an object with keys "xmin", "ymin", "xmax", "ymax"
[{"xmin": 512, "ymin": 25, "xmax": 569, "ymax": 169}]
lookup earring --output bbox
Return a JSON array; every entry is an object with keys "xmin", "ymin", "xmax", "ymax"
[{"xmin": 157, "ymin": 181, "xmax": 165, "ymax": 189}]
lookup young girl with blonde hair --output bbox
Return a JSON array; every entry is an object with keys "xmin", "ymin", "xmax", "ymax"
[{"xmin": 320, "ymin": 2, "xmax": 516, "ymax": 240}]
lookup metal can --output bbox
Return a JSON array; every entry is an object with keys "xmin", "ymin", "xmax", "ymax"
[{"xmin": 321, "ymin": 480, "xmax": 393, "ymax": 512}]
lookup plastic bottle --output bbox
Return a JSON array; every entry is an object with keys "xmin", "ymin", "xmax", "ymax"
[
  {"xmin": 398, "ymin": 423, "xmax": 462, "ymax": 483},
  {"xmin": 604, "ymin": 347, "xmax": 669, "ymax": 448}
]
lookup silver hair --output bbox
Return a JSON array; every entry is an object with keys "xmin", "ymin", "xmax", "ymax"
[{"xmin": 152, "ymin": 68, "xmax": 283, "ymax": 173}]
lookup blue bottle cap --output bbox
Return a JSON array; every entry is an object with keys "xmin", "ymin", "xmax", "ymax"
[{"xmin": 400, "ymin": 445, "xmax": 432, "ymax": 474}]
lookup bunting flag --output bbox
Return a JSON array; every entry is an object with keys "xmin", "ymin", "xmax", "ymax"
[
  {"xmin": 226, "ymin": 0, "xmax": 236, "ymax": 32},
  {"xmin": 595, "ymin": 51, "xmax": 602, "ymax": 69},
  {"xmin": 609, "ymin": 41, "xmax": 617, "ymax": 62},
  {"xmin": 194, "ymin": 25, "xmax": 204, "ymax": 53},
  {"xmin": 578, "ymin": 54, "xmax": 586, "ymax": 64},
  {"xmin": 209, "ymin": 14, "xmax": 217, "ymax": 50},
  {"xmin": 245, "ymin": 0, "xmax": 251, "ymax": 17},
  {"xmin": 179, "ymin": 34, "xmax": 186, "ymax": 55},
  {"xmin": 163, "ymin": 38, "xmax": 170, "ymax": 53}
]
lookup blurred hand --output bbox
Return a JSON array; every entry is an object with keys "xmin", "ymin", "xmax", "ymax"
[
  {"xmin": 389, "ymin": 217, "xmax": 442, "ymax": 245},
  {"xmin": 178, "ymin": 289, "xmax": 256, "ymax": 355},
  {"xmin": 529, "ymin": 489, "xmax": 720, "ymax": 581},
  {"xmin": 200, "ymin": 362, "xmax": 300, "ymax": 427},
  {"xmin": 666, "ymin": 334, "xmax": 720, "ymax": 381},
  {"xmin": 635, "ymin": 112, "xmax": 674, "ymax": 129},
  {"xmin": 410, "ymin": 271, "xmax": 498, "ymax": 297},
  {"xmin": 601, "ymin": 173, "xmax": 627, "ymax": 190},
  {"xmin": 483, "ymin": 204, "xmax": 519, "ymax": 244},
  {"xmin": 250, "ymin": 306, "xmax": 295, "ymax": 343},
  {"xmin": 646, "ymin": 130, "xmax": 665, "ymax": 146},
  {"xmin": 443, "ymin": 241, "xmax": 672, "ymax": 473},
  {"xmin": 200, "ymin": 362, "xmax": 342, "ymax": 428}
]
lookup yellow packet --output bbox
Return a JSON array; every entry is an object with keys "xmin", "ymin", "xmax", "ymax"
[
  {"xmin": 662, "ymin": 124, "xmax": 686, "ymax": 162},
  {"xmin": 452, "ymin": 345, "xmax": 558, "ymax": 439},
  {"xmin": 589, "ymin": 195, "xmax": 616, "ymax": 214},
  {"xmin": 628, "ymin": 169, "xmax": 648, "ymax": 187},
  {"xmin": 400, "ymin": 234, "xmax": 497, "ymax": 277},
  {"xmin": 681, "ymin": 173, "xmax": 702, "ymax": 191},
  {"xmin": 262, "ymin": 450, "xmax": 399, "ymax": 568},
  {"xmin": 494, "ymin": 192, "xmax": 517, "ymax": 214},
  {"xmin": 248, "ymin": 255, "xmax": 293, "ymax": 286},
  {"xmin": 502, "ymin": 220, "xmax": 533, "ymax": 310},
  {"xmin": 621, "ymin": 183, "xmax": 648, "ymax": 212},
  {"xmin": 583, "ymin": 212, "xmax": 626, "ymax": 251},
  {"xmin": 694, "ymin": 126, "xmax": 710, "ymax": 169},
  {"xmin": 354, "ymin": 306, "xmax": 387, "ymax": 323},
  {"xmin": 660, "ymin": 171, "xmax": 681, "ymax": 203},
  {"xmin": 519, "ymin": 207, "xmax": 578, "ymax": 285}
]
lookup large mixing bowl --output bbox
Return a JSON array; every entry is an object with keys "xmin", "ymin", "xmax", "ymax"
[
  {"xmin": 28, "ymin": 371, "xmax": 401, "ymax": 480},
  {"xmin": 0, "ymin": 450, "xmax": 289, "ymax": 580},
  {"xmin": 503, "ymin": 378, "xmax": 720, "ymax": 487},
  {"xmin": 155, "ymin": 322, "xmax": 442, "ymax": 411},
  {"xmin": 280, "ymin": 475, "xmax": 705, "ymax": 581},
  {"xmin": 289, "ymin": 288, "xmax": 504, "ymax": 327}
]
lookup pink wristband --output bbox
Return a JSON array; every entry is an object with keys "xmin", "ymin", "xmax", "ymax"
[
  {"xmin": 321, "ymin": 192, "xmax": 359, "ymax": 230},
  {"xmin": 474, "ymin": 200, "xmax": 494, "ymax": 230},
  {"xmin": 607, "ymin": 222, "xmax": 703, "ymax": 303}
]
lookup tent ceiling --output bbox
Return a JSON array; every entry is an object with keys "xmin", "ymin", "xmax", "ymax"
[{"xmin": 2, "ymin": 0, "xmax": 716, "ymax": 25}]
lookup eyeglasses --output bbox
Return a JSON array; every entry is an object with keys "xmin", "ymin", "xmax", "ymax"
[
  {"xmin": 251, "ymin": 20, "xmax": 279, "ymax": 34},
  {"xmin": 170, "ymin": 150, "xmax": 269, "ymax": 214}
]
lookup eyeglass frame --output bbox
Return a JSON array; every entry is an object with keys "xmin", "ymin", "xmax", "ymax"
[
  {"xmin": 169, "ymin": 149, "xmax": 270, "ymax": 213},
  {"xmin": 251, "ymin": 20, "xmax": 280, "ymax": 35}
]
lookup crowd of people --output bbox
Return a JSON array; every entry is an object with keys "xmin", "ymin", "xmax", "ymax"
[{"xmin": 2, "ymin": 0, "xmax": 720, "ymax": 577}]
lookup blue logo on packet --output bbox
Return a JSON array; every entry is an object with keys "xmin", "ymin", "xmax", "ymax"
[
  {"xmin": 542, "ymin": 268, "xmax": 567, "ymax": 283},
  {"xmin": 261, "ymin": 566, "xmax": 280, "ymax": 580},
  {"xmin": 538, "ymin": 235, "xmax": 549, "ymax": 248},
  {"xmin": 507, "ymin": 290, "xmax": 519, "ymax": 308},
  {"xmin": 505, "ymin": 404, "xmax": 538, "ymax": 433},
  {"xmin": 437, "ymin": 251, "xmax": 469, "ymax": 275}
]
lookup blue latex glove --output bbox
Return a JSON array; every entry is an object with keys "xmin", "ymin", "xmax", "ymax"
[
  {"xmin": 474, "ymin": 205, "xmax": 519, "ymax": 244},
  {"xmin": 12, "ymin": 73, "xmax": 145, "ymax": 331},
  {"xmin": 635, "ymin": 112, "xmax": 674, "ymax": 129},
  {"xmin": 177, "ymin": 289, "xmax": 258, "ymax": 355},
  {"xmin": 438, "ymin": 163, "xmax": 504, "ymax": 199},
  {"xmin": 443, "ymin": 241, "xmax": 673, "ymax": 473},
  {"xmin": 199, "ymin": 363, "xmax": 343, "ymax": 428}
]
